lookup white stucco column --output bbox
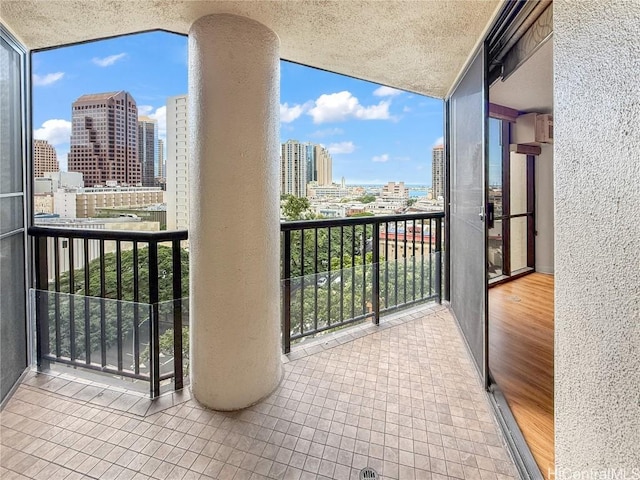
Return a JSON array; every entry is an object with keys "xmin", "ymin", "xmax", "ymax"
[{"xmin": 188, "ymin": 14, "xmax": 282, "ymax": 410}]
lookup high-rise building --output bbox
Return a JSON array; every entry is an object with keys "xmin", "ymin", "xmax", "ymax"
[
  {"xmin": 166, "ymin": 94, "xmax": 189, "ymax": 230},
  {"xmin": 281, "ymin": 139, "xmax": 307, "ymax": 197},
  {"xmin": 305, "ymin": 142, "xmax": 316, "ymax": 184},
  {"xmin": 33, "ymin": 139, "xmax": 59, "ymax": 177},
  {"xmin": 281, "ymin": 140, "xmax": 333, "ymax": 196},
  {"xmin": 432, "ymin": 144, "xmax": 445, "ymax": 200},
  {"xmin": 68, "ymin": 91, "xmax": 140, "ymax": 187},
  {"xmin": 315, "ymin": 144, "xmax": 333, "ymax": 186},
  {"xmin": 157, "ymin": 138, "xmax": 165, "ymax": 180},
  {"xmin": 138, "ymin": 116, "xmax": 158, "ymax": 187}
]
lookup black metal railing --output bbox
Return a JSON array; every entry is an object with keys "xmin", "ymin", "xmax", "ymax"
[
  {"xmin": 29, "ymin": 226, "xmax": 188, "ymax": 398},
  {"xmin": 280, "ymin": 211, "xmax": 443, "ymax": 353}
]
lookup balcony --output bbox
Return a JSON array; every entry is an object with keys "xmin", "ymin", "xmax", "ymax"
[
  {"xmin": 0, "ymin": 212, "xmax": 519, "ymax": 478},
  {"xmin": 26, "ymin": 213, "xmax": 444, "ymax": 399},
  {"xmin": 1, "ymin": 304, "xmax": 517, "ymax": 480}
]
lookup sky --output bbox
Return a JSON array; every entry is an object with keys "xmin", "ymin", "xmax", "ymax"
[{"xmin": 32, "ymin": 31, "xmax": 444, "ymax": 186}]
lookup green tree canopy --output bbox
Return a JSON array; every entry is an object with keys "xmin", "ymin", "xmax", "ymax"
[{"xmin": 282, "ymin": 195, "xmax": 313, "ymax": 220}]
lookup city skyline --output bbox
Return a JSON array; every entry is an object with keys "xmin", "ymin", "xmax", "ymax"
[{"xmin": 32, "ymin": 30, "xmax": 443, "ymax": 186}]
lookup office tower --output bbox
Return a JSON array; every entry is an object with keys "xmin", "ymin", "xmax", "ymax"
[
  {"xmin": 166, "ymin": 94, "xmax": 189, "ymax": 230},
  {"xmin": 33, "ymin": 139, "xmax": 59, "ymax": 177},
  {"xmin": 68, "ymin": 91, "xmax": 140, "ymax": 187},
  {"xmin": 315, "ymin": 144, "xmax": 333, "ymax": 186},
  {"xmin": 432, "ymin": 144, "xmax": 445, "ymax": 200},
  {"xmin": 157, "ymin": 138, "xmax": 165, "ymax": 180},
  {"xmin": 280, "ymin": 139, "xmax": 308, "ymax": 197},
  {"xmin": 305, "ymin": 142, "xmax": 316, "ymax": 184},
  {"xmin": 138, "ymin": 116, "xmax": 158, "ymax": 187}
]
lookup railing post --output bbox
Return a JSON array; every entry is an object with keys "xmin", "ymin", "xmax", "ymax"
[
  {"xmin": 148, "ymin": 241, "xmax": 161, "ymax": 398},
  {"xmin": 435, "ymin": 217, "xmax": 442, "ymax": 304},
  {"xmin": 283, "ymin": 230, "xmax": 292, "ymax": 354},
  {"xmin": 34, "ymin": 234, "xmax": 50, "ymax": 371},
  {"xmin": 372, "ymin": 222, "xmax": 380, "ymax": 324},
  {"xmin": 172, "ymin": 240, "xmax": 184, "ymax": 391}
]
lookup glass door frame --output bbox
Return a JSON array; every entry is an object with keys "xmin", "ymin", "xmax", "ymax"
[
  {"xmin": 445, "ymin": 42, "xmax": 490, "ymax": 389},
  {"xmin": 487, "ymin": 116, "xmax": 536, "ymax": 285},
  {"xmin": 0, "ymin": 23, "xmax": 33, "ymax": 406}
]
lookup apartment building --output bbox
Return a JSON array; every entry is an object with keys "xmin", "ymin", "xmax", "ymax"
[
  {"xmin": 68, "ymin": 91, "xmax": 141, "ymax": 187},
  {"xmin": 166, "ymin": 94, "xmax": 189, "ymax": 230},
  {"xmin": 32, "ymin": 139, "xmax": 59, "ymax": 177}
]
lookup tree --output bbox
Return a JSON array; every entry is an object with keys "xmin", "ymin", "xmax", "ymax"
[
  {"xmin": 141, "ymin": 326, "xmax": 190, "ymax": 375},
  {"xmin": 406, "ymin": 198, "xmax": 417, "ymax": 207},
  {"xmin": 48, "ymin": 245, "xmax": 189, "ymax": 360},
  {"xmin": 282, "ymin": 195, "xmax": 313, "ymax": 220},
  {"xmin": 355, "ymin": 194, "xmax": 376, "ymax": 204}
]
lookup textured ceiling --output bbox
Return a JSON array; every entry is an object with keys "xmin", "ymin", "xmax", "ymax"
[{"xmin": 0, "ymin": 0, "xmax": 501, "ymax": 99}]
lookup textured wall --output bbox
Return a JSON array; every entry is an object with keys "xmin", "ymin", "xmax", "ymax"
[
  {"xmin": 555, "ymin": 0, "xmax": 640, "ymax": 475},
  {"xmin": 188, "ymin": 14, "xmax": 282, "ymax": 410}
]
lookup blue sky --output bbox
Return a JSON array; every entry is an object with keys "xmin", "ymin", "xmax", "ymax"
[{"xmin": 33, "ymin": 31, "xmax": 443, "ymax": 186}]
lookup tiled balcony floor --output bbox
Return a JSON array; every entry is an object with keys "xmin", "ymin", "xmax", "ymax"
[{"xmin": 0, "ymin": 304, "xmax": 517, "ymax": 480}]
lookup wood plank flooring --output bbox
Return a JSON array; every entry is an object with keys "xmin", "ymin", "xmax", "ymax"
[{"xmin": 489, "ymin": 273, "xmax": 554, "ymax": 478}]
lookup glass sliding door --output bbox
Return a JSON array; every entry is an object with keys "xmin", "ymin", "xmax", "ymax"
[
  {"xmin": 488, "ymin": 117, "xmax": 504, "ymax": 279},
  {"xmin": 448, "ymin": 45, "xmax": 488, "ymax": 383},
  {"xmin": 0, "ymin": 28, "xmax": 28, "ymax": 403}
]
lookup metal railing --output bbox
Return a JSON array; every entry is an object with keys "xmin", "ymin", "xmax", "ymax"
[
  {"xmin": 280, "ymin": 211, "xmax": 443, "ymax": 353},
  {"xmin": 29, "ymin": 226, "xmax": 188, "ymax": 398},
  {"xmin": 29, "ymin": 212, "xmax": 443, "ymax": 393}
]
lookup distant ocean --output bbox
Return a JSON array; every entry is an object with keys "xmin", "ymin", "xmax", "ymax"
[
  {"xmin": 347, "ymin": 184, "xmax": 430, "ymax": 198},
  {"xmin": 352, "ymin": 183, "xmax": 429, "ymax": 199}
]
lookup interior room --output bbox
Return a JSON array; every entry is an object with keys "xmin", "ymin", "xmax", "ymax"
[{"xmin": 488, "ymin": 38, "xmax": 555, "ymax": 478}]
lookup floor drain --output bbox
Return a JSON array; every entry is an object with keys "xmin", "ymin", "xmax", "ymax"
[{"xmin": 360, "ymin": 467, "xmax": 379, "ymax": 480}]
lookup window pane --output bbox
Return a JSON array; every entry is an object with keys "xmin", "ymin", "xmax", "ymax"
[
  {"xmin": 510, "ymin": 152, "xmax": 527, "ymax": 215},
  {"xmin": 510, "ymin": 216, "xmax": 528, "ymax": 272},
  {"xmin": 0, "ymin": 37, "xmax": 23, "ymax": 194},
  {"xmin": 0, "ymin": 196, "xmax": 24, "ymax": 234},
  {"xmin": 488, "ymin": 219, "xmax": 503, "ymax": 279},
  {"xmin": 488, "ymin": 118, "xmax": 503, "ymax": 217}
]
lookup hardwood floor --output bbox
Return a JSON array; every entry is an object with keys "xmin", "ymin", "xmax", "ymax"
[{"xmin": 489, "ymin": 273, "xmax": 554, "ymax": 478}]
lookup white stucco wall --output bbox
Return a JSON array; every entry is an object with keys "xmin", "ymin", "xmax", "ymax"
[
  {"xmin": 188, "ymin": 14, "xmax": 282, "ymax": 410},
  {"xmin": 554, "ymin": 0, "xmax": 640, "ymax": 475},
  {"xmin": 535, "ymin": 144, "xmax": 554, "ymax": 274}
]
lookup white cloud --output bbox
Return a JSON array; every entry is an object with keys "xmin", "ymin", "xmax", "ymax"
[
  {"xmin": 403, "ymin": 106, "xmax": 411, "ymax": 113},
  {"xmin": 433, "ymin": 136, "xmax": 444, "ymax": 147},
  {"xmin": 372, "ymin": 154, "xmax": 390, "ymax": 163},
  {"xmin": 311, "ymin": 127, "xmax": 344, "ymax": 138},
  {"xmin": 33, "ymin": 72, "xmax": 64, "ymax": 86},
  {"xmin": 308, "ymin": 91, "xmax": 391, "ymax": 124},
  {"xmin": 149, "ymin": 106, "xmax": 166, "ymax": 139},
  {"xmin": 373, "ymin": 86, "xmax": 402, "ymax": 97},
  {"xmin": 138, "ymin": 105, "xmax": 154, "ymax": 116},
  {"xmin": 327, "ymin": 141, "xmax": 355, "ymax": 154},
  {"xmin": 92, "ymin": 53, "xmax": 127, "ymax": 67},
  {"xmin": 33, "ymin": 119, "xmax": 72, "ymax": 146},
  {"xmin": 280, "ymin": 102, "xmax": 306, "ymax": 123}
]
